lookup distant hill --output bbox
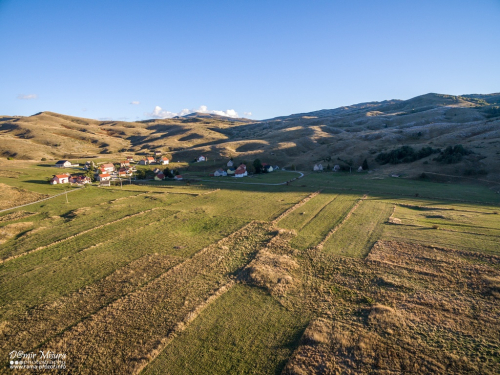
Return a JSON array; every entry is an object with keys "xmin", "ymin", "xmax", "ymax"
[{"xmin": 1, "ymin": 93, "xmax": 499, "ymax": 180}]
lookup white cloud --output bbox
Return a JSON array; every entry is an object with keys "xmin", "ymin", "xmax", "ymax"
[
  {"xmin": 17, "ymin": 94, "xmax": 38, "ymax": 100},
  {"xmin": 145, "ymin": 105, "xmax": 240, "ymax": 119},
  {"xmin": 243, "ymin": 112, "xmax": 252, "ymax": 117},
  {"xmin": 130, "ymin": 101, "xmax": 140, "ymax": 105}
]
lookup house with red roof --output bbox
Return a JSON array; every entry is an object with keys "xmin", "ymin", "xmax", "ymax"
[
  {"xmin": 100, "ymin": 163, "xmax": 115, "ymax": 173},
  {"xmin": 174, "ymin": 175, "xmax": 183, "ymax": 181},
  {"xmin": 154, "ymin": 173, "xmax": 165, "ymax": 181},
  {"xmin": 50, "ymin": 174, "xmax": 70, "ymax": 184},
  {"xmin": 159, "ymin": 156, "xmax": 170, "ymax": 165},
  {"xmin": 120, "ymin": 160, "xmax": 130, "ymax": 168},
  {"xmin": 234, "ymin": 164, "xmax": 248, "ymax": 178},
  {"xmin": 68, "ymin": 175, "xmax": 90, "ymax": 185},
  {"xmin": 97, "ymin": 173, "xmax": 111, "ymax": 181}
]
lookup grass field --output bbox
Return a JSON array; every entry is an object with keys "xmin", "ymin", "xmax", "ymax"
[
  {"xmin": 322, "ymin": 200, "xmax": 393, "ymax": 257},
  {"xmin": 288, "ymin": 194, "xmax": 361, "ymax": 250},
  {"xmin": 143, "ymin": 285, "xmax": 308, "ymax": 375},
  {"xmin": 0, "ymin": 160, "xmax": 499, "ymax": 374}
]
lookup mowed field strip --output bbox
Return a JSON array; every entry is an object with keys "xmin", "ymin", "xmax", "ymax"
[
  {"xmin": 287, "ymin": 194, "xmax": 362, "ymax": 250},
  {"xmin": 142, "ymin": 284, "xmax": 308, "ymax": 375},
  {"xmin": 322, "ymin": 199, "xmax": 393, "ymax": 257}
]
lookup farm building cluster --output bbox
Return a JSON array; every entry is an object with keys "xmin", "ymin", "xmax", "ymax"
[
  {"xmin": 210, "ymin": 160, "xmax": 279, "ymax": 178},
  {"xmin": 49, "ymin": 153, "xmax": 175, "ymax": 186}
]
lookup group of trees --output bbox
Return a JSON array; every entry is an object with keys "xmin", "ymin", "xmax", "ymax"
[
  {"xmin": 134, "ymin": 167, "xmax": 178, "ymax": 180},
  {"xmin": 375, "ymin": 146, "xmax": 440, "ymax": 165},
  {"xmin": 434, "ymin": 145, "xmax": 471, "ymax": 164},
  {"xmin": 375, "ymin": 144, "xmax": 472, "ymax": 165}
]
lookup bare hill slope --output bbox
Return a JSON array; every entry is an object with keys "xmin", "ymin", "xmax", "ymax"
[{"xmin": 1, "ymin": 93, "xmax": 499, "ymax": 180}]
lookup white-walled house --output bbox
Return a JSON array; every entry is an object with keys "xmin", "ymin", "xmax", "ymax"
[
  {"xmin": 313, "ymin": 164, "xmax": 323, "ymax": 172},
  {"xmin": 97, "ymin": 173, "xmax": 111, "ymax": 181},
  {"xmin": 197, "ymin": 156, "xmax": 207, "ymax": 162},
  {"xmin": 234, "ymin": 164, "xmax": 248, "ymax": 178},
  {"xmin": 214, "ymin": 168, "xmax": 227, "ymax": 177},
  {"xmin": 100, "ymin": 163, "xmax": 115, "ymax": 173},
  {"xmin": 55, "ymin": 160, "xmax": 72, "ymax": 168},
  {"xmin": 227, "ymin": 160, "xmax": 234, "ymax": 167},
  {"xmin": 50, "ymin": 174, "xmax": 70, "ymax": 184},
  {"xmin": 159, "ymin": 157, "xmax": 170, "ymax": 165}
]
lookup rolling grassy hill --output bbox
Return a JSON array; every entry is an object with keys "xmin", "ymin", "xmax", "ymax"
[{"xmin": 1, "ymin": 92, "xmax": 500, "ymax": 181}]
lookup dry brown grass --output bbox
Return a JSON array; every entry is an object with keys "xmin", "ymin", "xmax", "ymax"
[
  {"xmin": 281, "ymin": 240, "xmax": 500, "ymax": 374},
  {"xmin": 0, "ymin": 210, "xmax": 37, "ymax": 223},
  {"xmin": 0, "ymin": 221, "xmax": 33, "ymax": 244},
  {"xmin": 0, "ymin": 183, "xmax": 48, "ymax": 210}
]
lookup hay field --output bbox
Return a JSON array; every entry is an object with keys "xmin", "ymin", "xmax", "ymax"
[{"xmin": 0, "ymin": 163, "xmax": 499, "ymax": 374}]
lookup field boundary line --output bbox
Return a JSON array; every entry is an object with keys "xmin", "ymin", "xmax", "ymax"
[
  {"xmin": 316, "ymin": 195, "xmax": 367, "ymax": 250},
  {"xmin": 0, "ymin": 207, "xmax": 165, "ymax": 264},
  {"xmin": 272, "ymin": 190, "xmax": 322, "ymax": 224},
  {"xmin": 0, "ymin": 187, "xmax": 83, "ymax": 214},
  {"xmin": 132, "ymin": 280, "xmax": 236, "ymax": 375}
]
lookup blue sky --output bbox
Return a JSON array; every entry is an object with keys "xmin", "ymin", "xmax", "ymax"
[{"xmin": 1, "ymin": 0, "xmax": 499, "ymax": 120}]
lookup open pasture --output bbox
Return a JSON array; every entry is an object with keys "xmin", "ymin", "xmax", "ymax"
[
  {"xmin": 0, "ymin": 160, "xmax": 499, "ymax": 374},
  {"xmin": 288, "ymin": 194, "xmax": 361, "ymax": 250},
  {"xmin": 322, "ymin": 200, "xmax": 393, "ymax": 257},
  {"xmin": 143, "ymin": 284, "xmax": 308, "ymax": 375}
]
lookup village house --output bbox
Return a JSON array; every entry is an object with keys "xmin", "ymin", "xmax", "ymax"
[
  {"xmin": 262, "ymin": 163, "xmax": 274, "ymax": 173},
  {"xmin": 214, "ymin": 168, "xmax": 227, "ymax": 177},
  {"xmin": 138, "ymin": 159, "xmax": 148, "ymax": 165},
  {"xmin": 50, "ymin": 174, "xmax": 70, "ymax": 184},
  {"xmin": 174, "ymin": 175, "xmax": 183, "ymax": 180},
  {"xmin": 118, "ymin": 168, "xmax": 132, "ymax": 177},
  {"xmin": 159, "ymin": 156, "xmax": 170, "ymax": 165},
  {"xmin": 227, "ymin": 160, "xmax": 234, "ymax": 167},
  {"xmin": 69, "ymin": 175, "xmax": 91, "ymax": 185},
  {"xmin": 101, "ymin": 163, "xmax": 115, "ymax": 173},
  {"xmin": 120, "ymin": 160, "xmax": 130, "ymax": 168},
  {"xmin": 97, "ymin": 173, "xmax": 111, "ymax": 182},
  {"xmin": 154, "ymin": 150, "xmax": 162, "ymax": 157},
  {"xmin": 234, "ymin": 164, "xmax": 248, "ymax": 178},
  {"xmin": 126, "ymin": 156, "xmax": 135, "ymax": 162},
  {"xmin": 357, "ymin": 166, "xmax": 363, "ymax": 172},
  {"xmin": 154, "ymin": 173, "xmax": 165, "ymax": 181},
  {"xmin": 55, "ymin": 160, "xmax": 72, "ymax": 168},
  {"xmin": 226, "ymin": 167, "xmax": 236, "ymax": 176},
  {"xmin": 333, "ymin": 165, "xmax": 340, "ymax": 172},
  {"xmin": 147, "ymin": 157, "xmax": 155, "ymax": 164},
  {"xmin": 197, "ymin": 156, "xmax": 207, "ymax": 162},
  {"xmin": 313, "ymin": 164, "xmax": 324, "ymax": 172}
]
